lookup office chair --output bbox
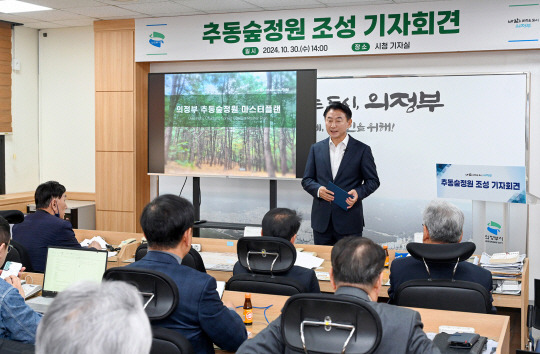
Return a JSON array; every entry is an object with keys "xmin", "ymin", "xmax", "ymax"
[
  {"xmin": 2, "ymin": 244, "xmax": 22, "ymax": 269},
  {"xmin": 7, "ymin": 240, "xmax": 34, "ymax": 272},
  {"xmin": 103, "ymin": 267, "xmax": 194, "ymax": 354},
  {"xmin": 135, "ymin": 244, "xmax": 206, "ymax": 273},
  {"xmin": 281, "ymin": 293, "xmax": 382, "ymax": 354},
  {"xmin": 225, "ymin": 237, "xmax": 306, "ymax": 296},
  {"xmin": 0, "ymin": 210, "xmax": 34, "ymax": 272},
  {"xmin": 0, "ymin": 210, "xmax": 25, "ymax": 224},
  {"xmin": 393, "ymin": 242, "xmax": 492, "ymax": 314}
]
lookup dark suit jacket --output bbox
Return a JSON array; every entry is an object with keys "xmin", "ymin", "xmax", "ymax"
[
  {"xmin": 232, "ymin": 261, "xmax": 320, "ymax": 293},
  {"xmin": 12, "ymin": 210, "xmax": 81, "ymax": 272},
  {"xmin": 128, "ymin": 251, "xmax": 247, "ymax": 354},
  {"xmin": 237, "ymin": 286, "xmax": 440, "ymax": 354},
  {"xmin": 302, "ymin": 135, "xmax": 380, "ymax": 234},
  {"xmin": 388, "ymin": 256, "xmax": 494, "ymax": 311}
]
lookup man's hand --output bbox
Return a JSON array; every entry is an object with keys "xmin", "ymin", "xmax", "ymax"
[
  {"xmin": 346, "ymin": 189, "xmax": 358, "ymax": 209},
  {"xmin": 319, "ymin": 186, "xmax": 335, "ymax": 202},
  {"xmin": 89, "ymin": 241, "xmax": 102, "ymax": 250},
  {"xmin": 5, "ymin": 275, "xmax": 24, "ymax": 298}
]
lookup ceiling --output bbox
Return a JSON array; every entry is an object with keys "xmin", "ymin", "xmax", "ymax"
[{"xmin": 0, "ymin": 0, "xmax": 452, "ymax": 29}]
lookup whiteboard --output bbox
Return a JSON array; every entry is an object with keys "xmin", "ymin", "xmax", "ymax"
[{"xmin": 316, "ymin": 73, "xmax": 528, "ymax": 200}]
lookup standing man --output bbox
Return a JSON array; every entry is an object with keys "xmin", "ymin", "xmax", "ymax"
[{"xmin": 302, "ymin": 102, "xmax": 380, "ymax": 245}]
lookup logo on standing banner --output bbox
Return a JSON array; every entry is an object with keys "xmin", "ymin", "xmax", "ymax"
[
  {"xmin": 487, "ymin": 221, "xmax": 501, "ymax": 235},
  {"xmin": 149, "ymin": 32, "xmax": 165, "ymax": 47}
]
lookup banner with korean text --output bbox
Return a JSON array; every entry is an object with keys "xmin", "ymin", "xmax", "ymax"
[
  {"xmin": 316, "ymin": 73, "xmax": 527, "ymax": 203},
  {"xmin": 436, "ymin": 164, "xmax": 526, "ymax": 203},
  {"xmin": 313, "ymin": 73, "xmax": 528, "ymax": 246},
  {"xmin": 135, "ymin": 0, "xmax": 540, "ymax": 62}
]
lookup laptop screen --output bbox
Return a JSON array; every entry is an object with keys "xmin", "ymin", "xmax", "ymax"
[{"xmin": 42, "ymin": 247, "xmax": 108, "ymax": 296}]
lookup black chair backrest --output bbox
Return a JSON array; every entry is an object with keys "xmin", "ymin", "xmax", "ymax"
[
  {"xmin": 183, "ymin": 248, "xmax": 206, "ymax": 273},
  {"xmin": 0, "ymin": 210, "xmax": 25, "ymax": 224},
  {"xmin": 236, "ymin": 236, "xmax": 296, "ymax": 274},
  {"xmin": 226, "ymin": 273, "xmax": 306, "ymax": 296},
  {"xmin": 395, "ymin": 242, "xmax": 490, "ymax": 313},
  {"xmin": 10, "ymin": 240, "xmax": 34, "ymax": 272},
  {"xmin": 103, "ymin": 267, "xmax": 178, "ymax": 320},
  {"xmin": 2, "ymin": 246, "xmax": 21, "ymax": 269},
  {"xmin": 135, "ymin": 243, "xmax": 148, "ymax": 262},
  {"xmin": 281, "ymin": 294, "xmax": 382, "ymax": 354},
  {"xmin": 406, "ymin": 242, "xmax": 476, "ymax": 264},
  {"xmin": 226, "ymin": 236, "xmax": 306, "ymax": 295},
  {"xmin": 151, "ymin": 326, "xmax": 194, "ymax": 354},
  {"xmin": 394, "ymin": 279, "xmax": 492, "ymax": 314},
  {"xmin": 135, "ymin": 244, "xmax": 206, "ymax": 273}
]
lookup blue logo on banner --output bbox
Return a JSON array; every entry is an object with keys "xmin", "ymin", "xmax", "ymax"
[
  {"xmin": 149, "ymin": 32, "xmax": 165, "ymax": 47},
  {"xmin": 487, "ymin": 221, "xmax": 501, "ymax": 235}
]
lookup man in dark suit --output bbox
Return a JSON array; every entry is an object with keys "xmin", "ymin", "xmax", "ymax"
[
  {"xmin": 232, "ymin": 208, "xmax": 320, "ymax": 293},
  {"xmin": 237, "ymin": 237, "xmax": 439, "ymax": 354},
  {"xmin": 12, "ymin": 181, "xmax": 101, "ymax": 272},
  {"xmin": 128, "ymin": 195, "xmax": 247, "ymax": 353},
  {"xmin": 389, "ymin": 200, "xmax": 494, "ymax": 311},
  {"xmin": 302, "ymin": 102, "xmax": 380, "ymax": 245}
]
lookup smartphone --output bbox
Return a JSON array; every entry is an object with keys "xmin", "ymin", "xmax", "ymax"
[{"xmin": 1, "ymin": 261, "xmax": 22, "ymax": 280}]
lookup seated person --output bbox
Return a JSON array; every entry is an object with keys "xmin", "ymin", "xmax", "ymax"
[
  {"xmin": 389, "ymin": 200, "xmax": 493, "ymax": 309},
  {"xmin": 0, "ymin": 217, "xmax": 42, "ymax": 343},
  {"xmin": 128, "ymin": 194, "xmax": 247, "ymax": 353},
  {"xmin": 233, "ymin": 208, "xmax": 320, "ymax": 293},
  {"xmin": 12, "ymin": 181, "xmax": 101, "ymax": 272},
  {"xmin": 36, "ymin": 281, "xmax": 151, "ymax": 354},
  {"xmin": 237, "ymin": 237, "xmax": 439, "ymax": 354}
]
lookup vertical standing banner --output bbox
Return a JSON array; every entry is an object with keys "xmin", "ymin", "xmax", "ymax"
[{"xmin": 135, "ymin": 0, "xmax": 540, "ymax": 62}]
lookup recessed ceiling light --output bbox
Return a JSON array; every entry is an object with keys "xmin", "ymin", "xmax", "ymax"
[{"xmin": 0, "ymin": 0, "xmax": 51, "ymax": 13}]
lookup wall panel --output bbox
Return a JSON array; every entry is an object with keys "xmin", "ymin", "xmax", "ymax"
[{"xmin": 96, "ymin": 91, "xmax": 134, "ymax": 151}]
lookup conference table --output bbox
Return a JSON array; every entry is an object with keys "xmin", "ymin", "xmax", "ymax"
[
  {"xmin": 70, "ymin": 229, "xmax": 528, "ymax": 350},
  {"xmin": 191, "ymin": 237, "xmax": 528, "ymax": 351},
  {"xmin": 219, "ymin": 290, "xmax": 510, "ymax": 354},
  {"xmin": 20, "ymin": 271, "xmax": 509, "ymax": 354}
]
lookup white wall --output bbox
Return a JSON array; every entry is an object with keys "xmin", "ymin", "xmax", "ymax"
[
  {"xmin": 6, "ymin": 26, "xmax": 39, "ymax": 193},
  {"xmin": 152, "ymin": 50, "xmax": 540, "ymax": 298},
  {"xmin": 38, "ymin": 26, "xmax": 95, "ymax": 193}
]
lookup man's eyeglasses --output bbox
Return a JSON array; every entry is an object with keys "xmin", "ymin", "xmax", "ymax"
[{"xmin": 6, "ymin": 244, "xmax": 13, "ymax": 254}]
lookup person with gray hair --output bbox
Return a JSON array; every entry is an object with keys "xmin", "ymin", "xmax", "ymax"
[
  {"xmin": 388, "ymin": 199, "xmax": 493, "ymax": 308},
  {"xmin": 422, "ymin": 199, "xmax": 464, "ymax": 243},
  {"xmin": 36, "ymin": 281, "xmax": 152, "ymax": 354}
]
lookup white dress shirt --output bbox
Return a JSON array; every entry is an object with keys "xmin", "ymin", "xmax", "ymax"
[
  {"xmin": 317, "ymin": 135, "xmax": 349, "ymax": 197},
  {"xmin": 329, "ymin": 134, "xmax": 349, "ymax": 179}
]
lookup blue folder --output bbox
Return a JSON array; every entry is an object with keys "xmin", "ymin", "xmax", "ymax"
[{"xmin": 327, "ymin": 182, "xmax": 353, "ymax": 211}]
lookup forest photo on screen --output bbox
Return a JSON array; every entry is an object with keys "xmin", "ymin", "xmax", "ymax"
[{"xmin": 164, "ymin": 71, "xmax": 297, "ymax": 178}]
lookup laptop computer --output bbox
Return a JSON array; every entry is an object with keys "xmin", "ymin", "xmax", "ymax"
[{"xmin": 26, "ymin": 246, "xmax": 108, "ymax": 313}]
